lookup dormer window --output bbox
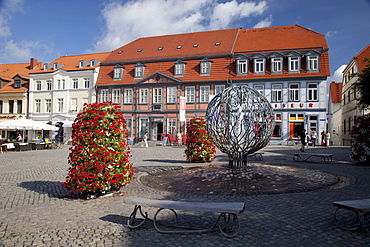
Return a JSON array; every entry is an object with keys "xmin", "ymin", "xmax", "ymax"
[
  {"xmin": 43, "ymin": 63, "xmax": 52, "ymax": 70},
  {"xmin": 236, "ymin": 55, "xmax": 249, "ymax": 75},
  {"xmin": 79, "ymin": 60, "xmax": 88, "ymax": 68},
  {"xmin": 307, "ymin": 55, "xmax": 319, "ymax": 72},
  {"xmin": 270, "ymin": 53, "xmax": 283, "ymax": 74},
  {"xmin": 200, "ymin": 58, "xmax": 212, "ymax": 75},
  {"xmin": 53, "ymin": 62, "xmax": 63, "ymax": 70},
  {"xmin": 253, "ymin": 54, "xmax": 266, "ymax": 75},
  {"xmin": 288, "ymin": 52, "xmax": 301, "ymax": 73},
  {"xmin": 174, "ymin": 60, "xmax": 186, "ymax": 77},
  {"xmin": 135, "ymin": 62, "xmax": 145, "ymax": 78},
  {"xmin": 90, "ymin": 59, "xmax": 99, "ymax": 67},
  {"xmin": 113, "ymin": 64, "xmax": 124, "ymax": 80},
  {"xmin": 14, "ymin": 79, "xmax": 21, "ymax": 88}
]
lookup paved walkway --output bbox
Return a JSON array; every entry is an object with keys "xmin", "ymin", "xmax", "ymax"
[{"xmin": 1, "ymin": 143, "xmax": 369, "ymax": 246}]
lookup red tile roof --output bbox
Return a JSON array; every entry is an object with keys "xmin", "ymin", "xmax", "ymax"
[
  {"xmin": 104, "ymin": 28, "xmax": 240, "ymax": 64},
  {"xmin": 330, "ymin": 82, "xmax": 343, "ymax": 103},
  {"xmin": 354, "ymin": 44, "xmax": 370, "ymax": 73},
  {"xmin": 30, "ymin": 52, "xmax": 110, "ymax": 74},
  {"xmin": 0, "ymin": 62, "xmax": 43, "ymax": 93}
]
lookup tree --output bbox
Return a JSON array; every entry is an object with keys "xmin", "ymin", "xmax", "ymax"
[
  {"xmin": 185, "ymin": 118, "xmax": 216, "ymax": 162},
  {"xmin": 353, "ymin": 58, "xmax": 370, "ymax": 109},
  {"xmin": 350, "ymin": 114, "xmax": 370, "ymax": 164},
  {"xmin": 63, "ymin": 102, "xmax": 136, "ymax": 198}
]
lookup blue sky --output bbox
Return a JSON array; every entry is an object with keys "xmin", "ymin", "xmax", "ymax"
[{"xmin": 0, "ymin": 0, "xmax": 369, "ymax": 82}]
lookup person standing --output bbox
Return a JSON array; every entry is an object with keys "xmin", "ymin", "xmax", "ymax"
[
  {"xmin": 141, "ymin": 132, "xmax": 148, "ymax": 148},
  {"xmin": 177, "ymin": 131, "xmax": 182, "ymax": 146},
  {"xmin": 300, "ymin": 129, "xmax": 306, "ymax": 152},
  {"xmin": 311, "ymin": 130, "xmax": 317, "ymax": 147},
  {"xmin": 325, "ymin": 130, "xmax": 331, "ymax": 146},
  {"xmin": 321, "ymin": 130, "xmax": 326, "ymax": 146}
]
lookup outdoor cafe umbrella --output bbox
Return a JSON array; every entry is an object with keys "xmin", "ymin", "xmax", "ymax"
[{"xmin": 0, "ymin": 119, "xmax": 59, "ymax": 131}]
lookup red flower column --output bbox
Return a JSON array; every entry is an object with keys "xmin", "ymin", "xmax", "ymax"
[
  {"xmin": 185, "ymin": 118, "xmax": 216, "ymax": 162},
  {"xmin": 350, "ymin": 114, "xmax": 370, "ymax": 164},
  {"xmin": 63, "ymin": 102, "xmax": 136, "ymax": 198}
]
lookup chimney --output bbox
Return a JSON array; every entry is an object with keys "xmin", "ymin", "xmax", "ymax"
[{"xmin": 30, "ymin": 58, "xmax": 37, "ymax": 70}]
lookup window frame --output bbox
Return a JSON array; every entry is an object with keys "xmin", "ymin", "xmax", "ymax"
[
  {"xmin": 46, "ymin": 80, "xmax": 52, "ymax": 90},
  {"xmin": 112, "ymin": 89, "xmax": 120, "ymax": 104},
  {"xmin": 236, "ymin": 59, "xmax": 248, "ymax": 75},
  {"xmin": 135, "ymin": 63, "xmax": 145, "ymax": 78},
  {"xmin": 124, "ymin": 88, "xmax": 133, "ymax": 104},
  {"xmin": 307, "ymin": 55, "xmax": 319, "ymax": 72},
  {"xmin": 289, "ymin": 83, "xmax": 300, "ymax": 101},
  {"xmin": 271, "ymin": 57, "xmax": 283, "ymax": 73},
  {"xmin": 14, "ymin": 79, "xmax": 21, "ymax": 88},
  {"xmin": 153, "ymin": 88, "xmax": 162, "ymax": 104},
  {"xmin": 57, "ymin": 98, "xmax": 64, "ymax": 112},
  {"xmin": 139, "ymin": 88, "xmax": 149, "ymax": 104},
  {"xmin": 72, "ymin": 79, "xmax": 78, "ymax": 89},
  {"xmin": 36, "ymin": 81, "xmax": 41, "ymax": 91},
  {"xmin": 100, "ymin": 89, "xmax": 109, "ymax": 102},
  {"xmin": 35, "ymin": 99, "xmax": 41, "ymax": 113},
  {"xmin": 45, "ymin": 99, "xmax": 52, "ymax": 113},
  {"xmin": 271, "ymin": 84, "xmax": 282, "ymax": 102},
  {"xmin": 200, "ymin": 86, "xmax": 210, "ymax": 103},
  {"xmin": 113, "ymin": 64, "xmax": 124, "ymax": 80},
  {"xmin": 200, "ymin": 59, "xmax": 211, "ymax": 75},
  {"xmin": 254, "ymin": 58, "xmax": 265, "ymax": 74},
  {"xmin": 215, "ymin": 85, "xmax": 225, "ymax": 95},
  {"xmin": 307, "ymin": 83, "xmax": 318, "ymax": 101},
  {"xmin": 167, "ymin": 87, "xmax": 177, "ymax": 103},
  {"xmin": 174, "ymin": 60, "xmax": 185, "ymax": 77},
  {"xmin": 84, "ymin": 78, "xmax": 90, "ymax": 88},
  {"xmin": 185, "ymin": 86, "xmax": 195, "ymax": 103},
  {"xmin": 254, "ymin": 85, "xmax": 264, "ymax": 96},
  {"xmin": 288, "ymin": 57, "xmax": 300, "ymax": 73}
]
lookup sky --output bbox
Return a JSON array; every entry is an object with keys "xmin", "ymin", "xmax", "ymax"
[{"xmin": 0, "ymin": 0, "xmax": 369, "ymax": 82}]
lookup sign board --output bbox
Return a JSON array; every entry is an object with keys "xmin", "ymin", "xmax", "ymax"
[
  {"xmin": 179, "ymin": 97, "xmax": 186, "ymax": 122},
  {"xmin": 162, "ymin": 136, "xmax": 168, "ymax": 145}
]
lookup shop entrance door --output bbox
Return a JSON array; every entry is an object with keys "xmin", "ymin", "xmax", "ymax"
[{"xmin": 152, "ymin": 122, "xmax": 163, "ymax": 141}]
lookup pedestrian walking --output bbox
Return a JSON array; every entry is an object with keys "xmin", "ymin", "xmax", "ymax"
[
  {"xmin": 177, "ymin": 131, "xmax": 182, "ymax": 146},
  {"xmin": 305, "ymin": 132, "xmax": 310, "ymax": 147},
  {"xmin": 325, "ymin": 130, "xmax": 331, "ymax": 146},
  {"xmin": 311, "ymin": 130, "xmax": 317, "ymax": 147},
  {"xmin": 141, "ymin": 132, "xmax": 148, "ymax": 148},
  {"xmin": 300, "ymin": 129, "xmax": 306, "ymax": 152},
  {"xmin": 321, "ymin": 130, "xmax": 326, "ymax": 146}
]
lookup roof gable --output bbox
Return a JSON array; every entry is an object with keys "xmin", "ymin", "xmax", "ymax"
[
  {"xmin": 355, "ymin": 44, "xmax": 370, "ymax": 72},
  {"xmin": 330, "ymin": 82, "xmax": 343, "ymax": 103}
]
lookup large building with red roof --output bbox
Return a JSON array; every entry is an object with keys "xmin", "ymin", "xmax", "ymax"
[{"xmin": 96, "ymin": 25, "xmax": 330, "ymax": 144}]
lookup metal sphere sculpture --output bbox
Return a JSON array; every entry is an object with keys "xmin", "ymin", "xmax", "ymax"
[{"xmin": 206, "ymin": 86, "xmax": 275, "ymax": 167}]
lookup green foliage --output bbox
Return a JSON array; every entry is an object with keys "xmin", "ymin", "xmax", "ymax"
[
  {"xmin": 353, "ymin": 58, "xmax": 370, "ymax": 109},
  {"xmin": 63, "ymin": 102, "xmax": 136, "ymax": 198},
  {"xmin": 185, "ymin": 118, "xmax": 216, "ymax": 162}
]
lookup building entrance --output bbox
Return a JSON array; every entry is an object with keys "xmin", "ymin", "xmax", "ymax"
[{"xmin": 152, "ymin": 122, "xmax": 163, "ymax": 141}]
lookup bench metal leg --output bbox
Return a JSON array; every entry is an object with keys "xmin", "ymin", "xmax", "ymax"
[
  {"xmin": 323, "ymin": 156, "xmax": 332, "ymax": 164},
  {"xmin": 333, "ymin": 207, "xmax": 361, "ymax": 231},
  {"xmin": 127, "ymin": 205, "xmax": 148, "ymax": 229},
  {"xmin": 293, "ymin": 154, "xmax": 303, "ymax": 162}
]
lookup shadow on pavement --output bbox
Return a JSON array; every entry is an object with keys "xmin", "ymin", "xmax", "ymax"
[{"xmin": 18, "ymin": 180, "xmax": 70, "ymax": 198}]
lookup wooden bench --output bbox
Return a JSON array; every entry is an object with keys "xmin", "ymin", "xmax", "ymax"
[
  {"xmin": 333, "ymin": 199, "xmax": 370, "ymax": 232},
  {"xmin": 291, "ymin": 153, "xmax": 333, "ymax": 163},
  {"xmin": 124, "ymin": 197, "xmax": 245, "ymax": 237}
]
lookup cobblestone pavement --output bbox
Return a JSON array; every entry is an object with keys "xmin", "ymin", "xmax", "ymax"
[{"xmin": 1, "ymin": 142, "xmax": 370, "ymax": 246}]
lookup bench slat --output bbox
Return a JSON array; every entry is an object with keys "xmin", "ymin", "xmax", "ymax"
[
  {"xmin": 125, "ymin": 197, "xmax": 245, "ymax": 214},
  {"xmin": 291, "ymin": 153, "xmax": 333, "ymax": 156},
  {"xmin": 333, "ymin": 199, "xmax": 370, "ymax": 212}
]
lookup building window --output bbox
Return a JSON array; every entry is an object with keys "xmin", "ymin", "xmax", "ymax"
[
  {"xmin": 273, "ymin": 113, "xmax": 282, "ymax": 137},
  {"xmin": 70, "ymin": 98, "xmax": 77, "ymax": 112},
  {"xmin": 72, "ymin": 79, "xmax": 78, "ymax": 89},
  {"xmin": 153, "ymin": 88, "xmax": 162, "ymax": 104},
  {"xmin": 124, "ymin": 88, "xmax": 133, "ymax": 104},
  {"xmin": 167, "ymin": 119, "xmax": 177, "ymax": 134},
  {"xmin": 307, "ymin": 56, "xmax": 319, "ymax": 72},
  {"xmin": 200, "ymin": 58, "xmax": 211, "ymax": 75},
  {"xmin": 139, "ymin": 88, "xmax": 149, "ymax": 104},
  {"xmin": 139, "ymin": 118, "xmax": 148, "ymax": 138},
  {"xmin": 289, "ymin": 83, "xmax": 299, "ymax": 101},
  {"xmin": 185, "ymin": 86, "xmax": 195, "ymax": 103},
  {"xmin": 254, "ymin": 58, "xmax": 265, "ymax": 74},
  {"xmin": 167, "ymin": 87, "xmax": 177, "ymax": 103},
  {"xmin": 174, "ymin": 60, "xmax": 185, "ymax": 76},
  {"xmin": 272, "ymin": 84, "xmax": 282, "ymax": 102},
  {"xmin": 307, "ymin": 83, "xmax": 318, "ymax": 101},
  {"xmin": 114, "ymin": 64, "xmax": 124, "ymax": 80},
  {"xmin": 215, "ymin": 85, "xmax": 225, "ymax": 95},
  {"xmin": 35, "ymin": 99, "xmax": 40, "ymax": 113},
  {"xmin": 254, "ymin": 85, "xmax": 264, "ymax": 96},
  {"xmin": 112, "ymin": 89, "xmax": 120, "ymax": 104},
  {"xmin": 271, "ymin": 58, "xmax": 282, "ymax": 73},
  {"xmin": 57, "ymin": 80, "xmax": 61, "ymax": 90},
  {"xmin": 84, "ymin": 78, "xmax": 90, "ymax": 88},
  {"xmin": 57, "ymin": 98, "xmax": 64, "ymax": 112},
  {"xmin": 17, "ymin": 100, "xmax": 22, "ymax": 114},
  {"xmin": 8, "ymin": 100, "xmax": 14, "ymax": 113},
  {"xmin": 135, "ymin": 63, "xmax": 145, "ymax": 78},
  {"xmin": 288, "ymin": 57, "xmax": 300, "ymax": 73},
  {"xmin": 46, "ymin": 99, "xmax": 51, "ymax": 113},
  {"xmin": 46, "ymin": 80, "xmax": 52, "ymax": 90},
  {"xmin": 343, "ymin": 119, "xmax": 346, "ymax": 134},
  {"xmin": 101, "ymin": 89, "xmax": 108, "ymax": 102},
  {"xmin": 237, "ymin": 59, "xmax": 248, "ymax": 75},
  {"xmin": 90, "ymin": 60, "xmax": 96, "ymax": 67},
  {"xmin": 200, "ymin": 86, "xmax": 210, "ymax": 102},
  {"xmin": 14, "ymin": 79, "xmax": 21, "ymax": 88},
  {"xmin": 0, "ymin": 100, "xmax": 3, "ymax": 114},
  {"xmin": 36, "ymin": 81, "xmax": 41, "ymax": 90}
]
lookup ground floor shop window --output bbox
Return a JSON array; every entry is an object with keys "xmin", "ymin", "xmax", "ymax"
[
  {"xmin": 139, "ymin": 119, "xmax": 148, "ymax": 138},
  {"xmin": 289, "ymin": 113, "xmax": 304, "ymax": 138},
  {"xmin": 272, "ymin": 114, "xmax": 282, "ymax": 137}
]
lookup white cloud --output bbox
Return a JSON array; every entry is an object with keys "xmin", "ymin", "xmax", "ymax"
[
  {"xmin": 326, "ymin": 30, "xmax": 338, "ymax": 38},
  {"xmin": 0, "ymin": 40, "xmax": 51, "ymax": 63},
  {"xmin": 253, "ymin": 14, "xmax": 273, "ymax": 28},
  {"xmin": 93, "ymin": 0, "xmax": 268, "ymax": 52},
  {"xmin": 0, "ymin": 0, "xmax": 24, "ymax": 37},
  {"xmin": 327, "ymin": 64, "xmax": 346, "ymax": 83}
]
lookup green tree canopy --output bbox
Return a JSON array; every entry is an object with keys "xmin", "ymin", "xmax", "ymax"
[{"xmin": 354, "ymin": 58, "xmax": 370, "ymax": 109}]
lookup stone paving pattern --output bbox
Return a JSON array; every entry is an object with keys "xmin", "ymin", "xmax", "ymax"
[{"xmin": 0, "ymin": 143, "xmax": 370, "ymax": 246}]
